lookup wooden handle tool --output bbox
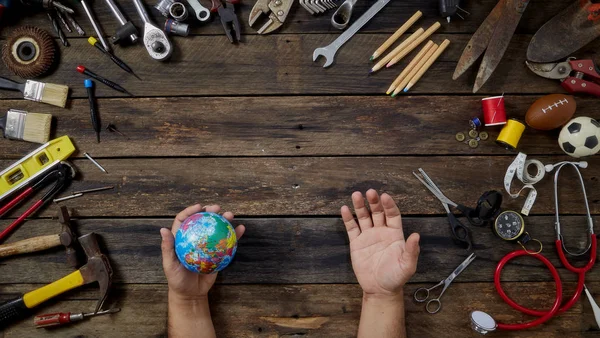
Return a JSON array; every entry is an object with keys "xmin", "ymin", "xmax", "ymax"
[{"xmin": 0, "ymin": 235, "xmax": 62, "ymax": 258}]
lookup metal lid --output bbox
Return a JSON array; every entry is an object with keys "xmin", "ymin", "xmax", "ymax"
[{"xmin": 470, "ymin": 311, "xmax": 497, "ymax": 335}]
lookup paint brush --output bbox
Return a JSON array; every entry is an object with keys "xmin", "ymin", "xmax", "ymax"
[
  {"xmin": 76, "ymin": 65, "xmax": 133, "ymax": 96},
  {"xmin": 0, "ymin": 77, "xmax": 69, "ymax": 108},
  {"xmin": 0, "ymin": 109, "xmax": 52, "ymax": 144}
]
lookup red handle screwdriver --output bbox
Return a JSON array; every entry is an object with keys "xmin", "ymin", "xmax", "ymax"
[{"xmin": 34, "ymin": 308, "xmax": 120, "ymax": 328}]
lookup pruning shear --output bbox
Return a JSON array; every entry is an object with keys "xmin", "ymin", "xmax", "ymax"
[
  {"xmin": 249, "ymin": 0, "xmax": 294, "ymax": 34},
  {"xmin": 0, "ymin": 162, "xmax": 75, "ymax": 242},
  {"xmin": 211, "ymin": 0, "xmax": 241, "ymax": 42},
  {"xmin": 526, "ymin": 58, "xmax": 600, "ymax": 97}
]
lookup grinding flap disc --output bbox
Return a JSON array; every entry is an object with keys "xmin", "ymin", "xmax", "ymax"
[{"xmin": 2, "ymin": 26, "xmax": 56, "ymax": 79}]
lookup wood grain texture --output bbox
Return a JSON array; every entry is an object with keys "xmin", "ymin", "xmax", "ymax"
[
  {"xmin": 2, "ymin": 95, "xmax": 597, "ymax": 158},
  {"xmin": 0, "ymin": 0, "xmax": 578, "ymax": 37},
  {"xmin": 0, "ymin": 156, "xmax": 597, "ymax": 218},
  {"xmin": 0, "ymin": 34, "xmax": 595, "ymax": 98},
  {"xmin": 0, "ymin": 216, "xmax": 598, "ymax": 284},
  {"xmin": 0, "ymin": 282, "xmax": 598, "ymax": 337}
]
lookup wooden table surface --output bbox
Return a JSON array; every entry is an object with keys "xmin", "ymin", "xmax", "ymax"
[{"xmin": 1, "ymin": 0, "xmax": 600, "ymax": 337}]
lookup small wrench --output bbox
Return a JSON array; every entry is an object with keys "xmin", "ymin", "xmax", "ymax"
[
  {"xmin": 186, "ymin": 0, "xmax": 211, "ymax": 21},
  {"xmin": 313, "ymin": 0, "xmax": 392, "ymax": 67},
  {"xmin": 133, "ymin": 0, "xmax": 173, "ymax": 61}
]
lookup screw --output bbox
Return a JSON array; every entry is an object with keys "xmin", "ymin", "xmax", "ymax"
[
  {"xmin": 106, "ymin": 123, "xmax": 130, "ymax": 139},
  {"xmin": 571, "ymin": 79, "xmax": 576, "ymax": 84},
  {"xmin": 578, "ymin": 63, "xmax": 583, "ymax": 68},
  {"xmin": 582, "ymin": 83, "xmax": 587, "ymax": 88},
  {"xmin": 277, "ymin": 10, "xmax": 284, "ymax": 15},
  {"xmin": 274, "ymin": 0, "xmax": 281, "ymax": 5}
]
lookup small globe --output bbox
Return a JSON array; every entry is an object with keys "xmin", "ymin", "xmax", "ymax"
[{"xmin": 175, "ymin": 212, "xmax": 238, "ymax": 274}]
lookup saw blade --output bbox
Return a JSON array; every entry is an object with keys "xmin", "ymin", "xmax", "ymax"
[
  {"xmin": 453, "ymin": 0, "xmax": 505, "ymax": 80},
  {"xmin": 473, "ymin": 0, "xmax": 530, "ymax": 93},
  {"xmin": 527, "ymin": 0, "xmax": 600, "ymax": 63}
]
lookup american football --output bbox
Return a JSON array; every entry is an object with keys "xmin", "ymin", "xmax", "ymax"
[{"xmin": 525, "ymin": 94, "xmax": 576, "ymax": 130}]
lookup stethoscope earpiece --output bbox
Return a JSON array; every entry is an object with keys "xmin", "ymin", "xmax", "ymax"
[
  {"xmin": 544, "ymin": 161, "xmax": 588, "ymax": 172},
  {"xmin": 470, "ymin": 311, "xmax": 497, "ymax": 335}
]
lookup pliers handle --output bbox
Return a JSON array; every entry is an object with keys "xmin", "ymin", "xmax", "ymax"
[
  {"xmin": 0, "ymin": 162, "xmax": 75, "ymax": 243},
  {"xmin": 562, "ymin": 59, "xmax": 600, "ymax": 97}
]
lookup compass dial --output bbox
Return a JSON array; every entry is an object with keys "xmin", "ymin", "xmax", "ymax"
[{"xmin": 494, "ymin": 211, "xmax": 524, "ymax": 241}]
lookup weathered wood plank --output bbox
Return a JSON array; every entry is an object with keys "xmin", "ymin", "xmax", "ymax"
[
  {"xmin": 0, "ymin": 33, "xmax": 588, "ymax": 98},
  {"xmin": 0, "ymin": 216, "xmax": 598, "ymax": 284},
  {"xmin": 2, "ymin": 0, "xmax": 576, "ymax": 36},
  {"xmin": 1, "ymin": 156, "xmax": 597, "ymax": 218},
  {"xmin": 1, "ymin": 95, "xmax": 595, "ymax": 158},
  {"xmin": 0, "ymin": 283, "xmax": 596, "ymax": 337}
]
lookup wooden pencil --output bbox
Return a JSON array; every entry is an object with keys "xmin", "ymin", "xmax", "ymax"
[
  {"xmin": 386, "ymin": 41, "xmax": 435, "ymax": 95},
  {"xmin": 386, "ymin": 21, "xmax": 441, "ymax": 68},
  {"xmin": 369, "ymin": 28, "xmax": 424, "ymax": 74},
  {"xmin": 391, "ymin": 43, "xmax": 439, "ymax": 97},
  {"xmin": 370, "ymin": 11, "xmax": 423, "ymax": 61},
  {"xmin": 403, "ymin": 39, "xmax": 451, "ymax": 93}
]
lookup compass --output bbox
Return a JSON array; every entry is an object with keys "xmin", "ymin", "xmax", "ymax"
[{"xmin": 494, "ymin": 210, "xmax": 525, "ymax": 241}]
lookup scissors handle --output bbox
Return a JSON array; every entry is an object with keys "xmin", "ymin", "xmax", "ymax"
[
  {"xmin": 413, "ymin": 287, "xmax": 430, "ymax": 302},
  {"xmin": 447, "ymin": 212, "xmax": 472, "ymax": 250},
  {"xmin": 456, "ymin": 204, "xmax": 485, "ymax": 227},
  {"xmin": 426, "ymin": 298, "xmax": 442, "ymax": 314}
]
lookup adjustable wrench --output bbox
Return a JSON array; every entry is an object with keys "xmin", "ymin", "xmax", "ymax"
[
  {"xmin": 133, "ymin": 0, "xmax": 173, "ymax": 61},
  {"xmin": 186, "ymin": 0, "xmax": 211, "ymax": 21}
]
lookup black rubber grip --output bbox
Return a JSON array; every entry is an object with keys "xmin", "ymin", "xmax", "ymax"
[{"xmin": 0, "ymin": 297, "xmax": 30, "ymax": 330}]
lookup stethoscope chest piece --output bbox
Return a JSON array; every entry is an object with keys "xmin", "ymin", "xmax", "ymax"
[{"xmin": 470, "ymin": 311, "xmax": 497, "ymax": 334}]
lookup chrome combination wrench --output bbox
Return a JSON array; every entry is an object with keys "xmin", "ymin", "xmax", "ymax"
[
  {"xmin": 313, "ymin": 0, "xmax": 391, "ymax": 67},
  {"xmin": 186, "ymin": 0, "xmax": 211, "ymax": 21},
  {"xmin": 133, "ymin": 0, "xmax": 173, "ymax": 61}
]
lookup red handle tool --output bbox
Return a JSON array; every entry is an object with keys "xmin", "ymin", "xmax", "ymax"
[
  {"xmin": 562, "ymin": 59, "xmax": 600, "ymax": 96},
  {"xmin": 34, "ymin": 308, "xmax": 120, "ymax": 328},
  {"xmin": 0, "ymin": 163, "xmax": 74, "ymax": 243}
]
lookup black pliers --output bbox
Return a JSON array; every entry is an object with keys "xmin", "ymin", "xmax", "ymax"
[
  {"xmin": 0, "ymin": 162, "xmax": 75, "ymax": 242},
  {"xmin": 210, "ymin": 0, "xmax": 241, "ymax": 42}
]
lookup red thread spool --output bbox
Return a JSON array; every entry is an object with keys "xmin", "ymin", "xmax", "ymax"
[{"xmin": 482, "ymin": 96, "xmax": 507, "ymax": 126}]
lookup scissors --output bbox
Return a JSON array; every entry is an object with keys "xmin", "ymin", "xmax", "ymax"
[
  {"xmin": 414, "ymin": 253, "xmax": 476, "ymax": 314},
  {"xmin": 413, "ymin": 168, "xmax": 476, "ymax": 249}
]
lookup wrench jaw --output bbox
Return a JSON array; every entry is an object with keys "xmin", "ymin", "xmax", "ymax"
[
  {"xmin": 248, "ymin": 1, "xmax": 271, "ymax": 27},
  {"xmin": 312, "ymin": 48, "xmax": 334, "ymax": 68}
]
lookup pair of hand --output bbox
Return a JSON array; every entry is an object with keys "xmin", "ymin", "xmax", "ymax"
[{"xmin": 161, "ymin": 190, "xmax": 419, "ymax": 299}]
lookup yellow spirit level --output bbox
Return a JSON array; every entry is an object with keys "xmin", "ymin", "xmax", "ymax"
[{"xmin": 0, "ymin": 136, "xmax": 75, "ymax": 203}]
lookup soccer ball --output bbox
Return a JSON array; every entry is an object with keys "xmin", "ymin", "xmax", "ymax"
[{"xmin": 558, "ymin": 117, "xmax": 600, "ymax": 158}]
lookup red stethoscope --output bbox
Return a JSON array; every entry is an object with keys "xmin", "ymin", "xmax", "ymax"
[{"xmin": 471, "ymin": 162, "xmax": 597, "ymax": 333}]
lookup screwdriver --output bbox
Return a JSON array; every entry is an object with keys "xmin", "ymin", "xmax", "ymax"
[
  {"xmin": 85, "ymin": 79, "xmax": 101, "ymax": 143},
  {"xmin": 34, "ymin": 308, "xmax": 120, "ymax": 328},
  {"xmin": 87, "ymin": 37, "xmax": 141, "ymax": 80},
  {"xmin": 76, "ymin": 65, "xmax": 133, "ymax": 96}
]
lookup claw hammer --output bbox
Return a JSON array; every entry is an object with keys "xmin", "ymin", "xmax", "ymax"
[
  {"xmin": 0, "ymin": 206, "xmax": 79, "ymax": 267},
  {"xmin": 0, "ymin": 233, "xmax": 113, "ymax": 329}
]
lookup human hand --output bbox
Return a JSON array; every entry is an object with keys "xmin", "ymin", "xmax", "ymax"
[
  {"xmin": 160, "ymin": 204, "xmax": 245, "ymax": 300},
  {"xmin": 341, "ymin": 190, "xmax": 420, "ymax": 297}
]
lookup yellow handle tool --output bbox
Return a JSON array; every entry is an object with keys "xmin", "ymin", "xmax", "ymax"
[{"xmin": 0, "ymin": 270, "xmax": 85, "ymax": 328}]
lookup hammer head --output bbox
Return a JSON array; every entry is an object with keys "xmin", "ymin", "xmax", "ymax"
[
  {"xmin": 57, "ymin": 206, "xmax": 79, "ymax": 268},
  {"xmin": 78, "ymin": 233, "xmax": 113, "ymax": 314}
]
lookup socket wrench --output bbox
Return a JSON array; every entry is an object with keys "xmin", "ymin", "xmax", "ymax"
[
  {"xmin": 186, "ymin": 0, "xmax": 211, "ymax": 21},
  {"xmin": 133, "ymin": 0, "xmax": 173, "ymax": 61},
  {"xmin": 104, "ymin": 0, "xmax": 138, "ymax": 44}
]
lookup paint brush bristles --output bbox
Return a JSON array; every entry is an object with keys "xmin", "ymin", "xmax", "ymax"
[
  {"xmin": 0, "ymin": 109, "xmax": 52, "ymax": 144},
  {"xmin": 37, "ymin": 82, "xmax": 69, "ymax": 108}
]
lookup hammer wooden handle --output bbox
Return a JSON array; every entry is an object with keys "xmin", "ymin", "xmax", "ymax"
[{"xmin": 0, "ymin": 235, "xmax": 62, "ymax": 258}]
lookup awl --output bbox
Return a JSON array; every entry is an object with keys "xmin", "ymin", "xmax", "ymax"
[{"xmin": 34, "ymin": 308, "xmax": 120, "ymax": 328}]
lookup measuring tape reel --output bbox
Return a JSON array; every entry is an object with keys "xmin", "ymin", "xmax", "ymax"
[{"xmin": 493, "ymin": 210, "xmax": 542, "ymax": 254}]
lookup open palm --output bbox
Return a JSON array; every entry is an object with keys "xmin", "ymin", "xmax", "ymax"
[{"xmin": 341, "ymin": 190, "xmax": 420, "ymax": 295}]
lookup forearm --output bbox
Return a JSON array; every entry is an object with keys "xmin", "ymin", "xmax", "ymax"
[
  {"xmin": 358, "ymin": 292, "xmax": 406, "ymax": 338},
  {"xmin": 168, "ymin": 291, "xmax": 216, "ymax": 338}
]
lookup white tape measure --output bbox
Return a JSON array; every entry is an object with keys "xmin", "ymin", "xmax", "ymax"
[{"xmin": 503, "ymin": 153, "xmax": 545, "ymax": 216}]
